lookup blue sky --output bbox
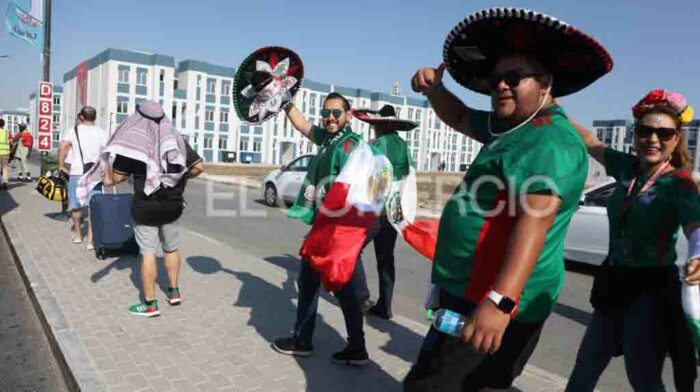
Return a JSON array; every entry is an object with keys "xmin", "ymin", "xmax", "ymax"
[{"xmin": 1, "ymin": 0, "xmax": 698, "ymax": 127}]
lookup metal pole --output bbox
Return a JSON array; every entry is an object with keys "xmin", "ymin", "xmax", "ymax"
[{"xmin": 42, "ymin": 0, "xmax": 51, "ymax": 82}]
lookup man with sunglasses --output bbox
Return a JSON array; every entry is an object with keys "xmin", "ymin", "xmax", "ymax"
[
  {"xmin": 404, "ymin": 8, "xmax": 613, "ymax": 391},
  {"xmin": 274, "ymin": 92, "xmax": 377, "ymax": 366}
]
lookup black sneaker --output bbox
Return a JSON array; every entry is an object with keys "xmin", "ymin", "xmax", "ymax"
[
  {"xmin": 273, "ymin": 337, "xmax": 313, "ymax": 357},
  {"xmin": 367, "ymin": 304, "xmax": 393, "ymax": 320},
  {"xmin": 360, "ymin": 299, "xmax": 374, "ymax": 314},
  {"xmin": 331, "ymin": 346, "xmax": 369, "ymax": 366}
]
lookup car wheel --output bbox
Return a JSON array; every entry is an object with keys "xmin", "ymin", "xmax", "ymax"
[{"xmin": 264, "ymin": 183, "xmax": 278, "ymax": 206}]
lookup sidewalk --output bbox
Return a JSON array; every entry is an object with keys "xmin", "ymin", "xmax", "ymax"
[{"xmin": 0, "ymin": 178, "xmax": 567, "ymax": 391}]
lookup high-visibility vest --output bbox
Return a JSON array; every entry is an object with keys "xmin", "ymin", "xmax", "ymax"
[{"xmin": 0, "ymin": 128, "xmax": 10, "ymax": 156}]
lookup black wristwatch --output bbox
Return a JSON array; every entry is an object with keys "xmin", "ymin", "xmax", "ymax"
[{"xmin": 487, "ymin": 290, "xmax": 517, "ymax": 314}]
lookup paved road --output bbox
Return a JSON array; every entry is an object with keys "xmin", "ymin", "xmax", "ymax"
[
  {"xmin": 0, "ymin": 189, "xmax": 68, "ymax": 392},
  {"xmin": 183, "ymin": 178, "xmax": 693, "ymax": 391}
]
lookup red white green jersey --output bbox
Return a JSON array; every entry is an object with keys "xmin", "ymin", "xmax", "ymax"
[
  {"xmin": 604, "ymin": 148, "xmax": 700, "ymax": 267},
  {"xmin": 432, "ymin": 105, "xmax": 588, "ymax": 322}
]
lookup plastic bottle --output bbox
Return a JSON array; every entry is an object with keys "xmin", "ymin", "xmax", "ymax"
[{"xmin": 432, "ymin": 309, "xmax": 467, "ymax": 338}]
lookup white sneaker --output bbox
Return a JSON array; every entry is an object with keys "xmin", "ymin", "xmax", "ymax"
[
  {"xmin": 86, "ymin": 243, "xmax": 94, "ymax": 251},
  {"xmin": 72, "ymin": 234, "xmax": 82, "ymax": 244}
]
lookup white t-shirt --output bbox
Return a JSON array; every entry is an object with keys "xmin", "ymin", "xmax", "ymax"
[{"xmin": 60, "ymin": 124, "xmax": 109, "ymax": 176}]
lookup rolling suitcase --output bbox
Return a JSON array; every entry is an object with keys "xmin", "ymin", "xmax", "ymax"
[{"xmin": 89, "ymin": 190, "xmax": 138, "ymax": 260}]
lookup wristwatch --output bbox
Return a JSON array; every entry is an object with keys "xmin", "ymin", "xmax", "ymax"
[{"xmin": 487, "ymin": 290, "xmax": 517, "ymax": 314}]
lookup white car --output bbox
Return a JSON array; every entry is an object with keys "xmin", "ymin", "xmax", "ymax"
[
  {"xmin": 261, "ymin": 154, "xmax": 314, "ymax": 206},
  {"xmin": 564, "ymin": 179, "xmax": 688, "ymax": 265}
]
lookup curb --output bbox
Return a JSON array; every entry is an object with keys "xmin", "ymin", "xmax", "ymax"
[{"xmin": 1, "ymin": 213, "xmax": 103, "ymax": 392}]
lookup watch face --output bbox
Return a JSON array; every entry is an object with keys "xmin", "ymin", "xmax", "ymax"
[{"xmin": 499, "ymin": 297, "xmax": 517, "ymax": 313}]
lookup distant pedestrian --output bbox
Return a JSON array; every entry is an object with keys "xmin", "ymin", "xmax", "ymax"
[
  {"xmin": 79, "ymin": 101, "xmax": 203, "ymax": 317},
  {"xmin": 11, "ymin": 124, "xmax": 33, "ymax": 182},
  {"xmin": 0, "ymin": 119, "xmax": 10, "ymax": 190},
  {"xmin": 58, "ymin": 106, "xmax": 109, "ymax": 249}
]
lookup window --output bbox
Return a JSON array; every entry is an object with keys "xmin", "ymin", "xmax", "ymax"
[
  {"xmin": 159, "ymin": 69, "xmax": 165, "ymax": 82},
  {"xmin": 221, "ymin": 81, "xmax": 231, "ymax": 96},
  {"xmin": 408, "ymin": 108, "xmax": 413, "ymax": 119},
  {"xmin": 254, "ymin": 126, "xmax": 263, "ymax": 135},
  {"xmin": 205, "ymin": 109, "xmax": 215, "ymax": 122},
  {"xmin": 253, "ymin": 138, "xmax": 262, "ymax": 152},
  {"xmin": 416, "ymin": 110, "xmax": 421, "ymax": 121},
  {"xmin": 583, "ymin": 183, "xmax": 616, "ymax": 208},
  {"xmin": 118, "ymin": 66, "xmax": 130, "ymax": 83},
  {"xmin": 53, "ymin": 96, "xmax": 61, "ymax": 105},
  {"xmin": 240, "ymin": 136, "xmax": 249, "ymax": 151},
  {"xmin": 207, "ymin": 78, "xmax": 216, "ymax": 94},
  {"xmin": 218, "ymin": 136, "xmax": 228, "ymax": 150},
  {"xmin": 136, "ymin": 68, "xmax": 148, "ymax": 86},
  {"xmin": 286, "ymin": 155, "xmax": 312, "ymax": 172},
  {"xmin": 52, "ymin": 113, "xmax": 60, "ymax": 123},
  {"xmin": 220, "ymin": 111, "xmax": 229, "ymax": 123},
  {"xmin": 204, "ymin": 135, "xmax": 213, "ymax": 149},
  {"xmin": 117, "ymin": 100, "xmax": 128, "ymax": 114}
]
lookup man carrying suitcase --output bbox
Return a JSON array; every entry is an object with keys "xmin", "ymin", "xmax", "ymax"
[{"xmin": 79, "ymin": 101, "xmax": 203, "ymax": 317}]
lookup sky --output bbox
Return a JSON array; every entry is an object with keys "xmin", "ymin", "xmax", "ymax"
[{"xmin": 0, "ymin": 0, "xmax": 698, "ymax": 127}]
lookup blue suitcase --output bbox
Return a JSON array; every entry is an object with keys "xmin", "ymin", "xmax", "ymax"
[{"xmin": 89, "ymin": 192, "xmax": 138, "ymax": 259}]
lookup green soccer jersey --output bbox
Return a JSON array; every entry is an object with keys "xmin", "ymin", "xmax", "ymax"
[
  {"xmin": 370, "ymin": 131, "xmax": 413, "ymax": 181},
  {"xmin": 604, "ymin": 147, "xmax": 700, "ymax": 268},
  {"xmin": 285, "ymin": 125, "xmax": 361, "ymax": 224},
  {"xmin": 432, "ymin": 105, "xmax": 588, "ymax": 322}
]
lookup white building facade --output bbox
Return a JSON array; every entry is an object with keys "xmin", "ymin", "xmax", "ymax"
[
  {"xmin": 0, "ymin": 110, "xmax": 30, "ymax": 134},
  {"xmin": 60, "ymin": 48, "xmax": 482, "ymax": 171}
]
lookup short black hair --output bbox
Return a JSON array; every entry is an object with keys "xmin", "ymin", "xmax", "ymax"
[
  {"xmin": 324, "ymin": 92, "xmax": 351, "ymax": 111},
  {"xmin": 79, "ymin": 106, "xmax": 97, "ymax": 122},
  {"xmin": 0, "ymin": 119, "xmax": 4, "ymax": 127},
  {"xmin": 19, "ymin": 123, "xmax": 27, "ymax": 131}
]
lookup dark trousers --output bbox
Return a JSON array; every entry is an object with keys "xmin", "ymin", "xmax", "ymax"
[
  {"xmin": 293, "ymin": 222, "xmax": 379, "ymax": 351},
  {"xmin": 372, "ymin": 215, "xmax": 398, "ymax": 313},
  {"xmin": 403, "ymin": 290, "xmax": 543, "ymax": 392}
]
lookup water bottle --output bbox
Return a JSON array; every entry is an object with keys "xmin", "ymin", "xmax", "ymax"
[{"xmin": 432, "ymin": 309, "xmax": 467, "ymax": 338}]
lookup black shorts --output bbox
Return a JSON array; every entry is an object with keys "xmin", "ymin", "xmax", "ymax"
[{"xmin": 403, "ymin": 290, "xmax": 544, "ymax": 392}]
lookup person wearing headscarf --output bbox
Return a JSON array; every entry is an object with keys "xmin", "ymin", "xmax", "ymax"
[{"xmin": 78, "ymin": 101, "xmax": 204, "ymax": 317}]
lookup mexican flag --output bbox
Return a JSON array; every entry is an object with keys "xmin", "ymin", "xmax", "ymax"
[
  {"xmin": 300, "ymin": 141, "xmax": 392, "ymax": 291},
  {"xmin": 385, "ymin": 167, "xmax": 440, "ymax": 261},
  {"xmin": 681, "ymin": 279, "xmax": 700, "ymax": 357}
]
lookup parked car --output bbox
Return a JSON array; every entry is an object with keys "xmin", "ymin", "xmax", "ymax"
[
  {"xmin": 261, "ymin": 154, "xmax": 314, "ymax": 206},
  {"xmin": 564, "ymin": 179, "xmax": 688, "ymax": 265}
]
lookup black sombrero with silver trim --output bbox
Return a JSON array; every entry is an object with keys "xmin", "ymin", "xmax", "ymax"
[
  {"xmin": 353, "ymin": 105, "xmax": 418, "ymax": 132},
  {"xmin": 443, "ymin": 7, "xmax": 613, "ymax": 97},
  {"xmin": 233, "ymin": 46, "xmax": 304, "ymax": 124}
]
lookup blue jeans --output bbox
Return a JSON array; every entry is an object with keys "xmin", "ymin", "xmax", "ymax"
[
  {"xmin": 566, "ymin": 294, "xmax": 666, "ymax": 392},
  {"xmin": 293, "ymin": 221, "xmax": 379, "ymax": 351}
]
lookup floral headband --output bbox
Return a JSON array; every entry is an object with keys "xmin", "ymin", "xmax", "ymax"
[{"xmin": 632, "ymin": 89, "xmax": 694, "ymax": 124}]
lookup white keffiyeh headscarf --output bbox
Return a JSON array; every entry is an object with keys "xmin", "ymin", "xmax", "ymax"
[{"xmin": 76, "ymin": 101, "xmax": 187, "ymax": 205}]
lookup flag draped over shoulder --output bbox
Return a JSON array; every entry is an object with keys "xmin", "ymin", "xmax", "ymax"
[
  {"xmin": 385, "ymin": 167, "xmax": 439, "ymax": 261},
  {"xmin": 681, "ymin": 278, "xmax": 700, "ymax": 357},
  {"xmin": 299, "ymin": 141, "xmax": 392, "ymax": 291}
]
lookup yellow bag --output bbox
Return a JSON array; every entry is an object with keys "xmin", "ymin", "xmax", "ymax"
[{"xmin": 35, "ymin": 176, "xmax": 67, "ymax": 202}]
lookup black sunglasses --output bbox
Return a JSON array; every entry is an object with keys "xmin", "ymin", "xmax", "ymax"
[
  {"xmin": 320, "ymin": 109, "xmax": 343, "ymax": 119},
  {"xmin": 634, "ymin": 124, "xmax": 679, "ymax": 141},
  {"xmin": 489, "ymin": 70, "xmax": 541, "ymax": 90}
]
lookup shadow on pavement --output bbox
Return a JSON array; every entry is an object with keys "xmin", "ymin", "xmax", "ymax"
[
  {"xmin": 91, "ymin": 254, "xmax": 172, "ymax": 302},
  {"xmin": 0, "ymin": 188, "xmax": 20, "ymax": 216},
  {"xmin": 553, "ymin": 302, "xmax": 592, "ymax": 327},
  {"xmin": 186, "ymin": 255, "xmax": 404, "ymax": 391}
]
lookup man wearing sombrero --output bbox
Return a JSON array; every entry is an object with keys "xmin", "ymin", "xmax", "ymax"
[
  {"xmin": 404, "ymin": 8, "xmax": 613, "ymax": 390},
  {"xmin": 354, "ymin": 105, "xmax": 417, "ymax": 320}
]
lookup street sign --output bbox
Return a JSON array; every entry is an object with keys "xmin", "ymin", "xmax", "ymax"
[
  {"xmin": 37, "ymin": 81, "xmax": 53, "ymax": 152},
  {"xmin": 37, "ymin": 134, "xmax": 51, "ymax": 150}
]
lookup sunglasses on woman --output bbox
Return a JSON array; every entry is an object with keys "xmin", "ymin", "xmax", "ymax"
[
  {"xmin": 320, "ymin": 109, "xmax": 343, "ymax": 119},
  {"xmin": 634, "ymin": 124, "xmax": 678, "ymax": 141},
  {"xmin": 489, "ymin": 70, "xmax": 541, "ymax": 90}
]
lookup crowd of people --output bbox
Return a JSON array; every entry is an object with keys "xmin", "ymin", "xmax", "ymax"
[{"xmin": 14, "ymin": 6, "xmax": 700, "ymax": 391}]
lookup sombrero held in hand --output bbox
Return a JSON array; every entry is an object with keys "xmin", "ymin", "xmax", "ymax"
[
  {"xmin": 443, "ymin": 7, "xmax": 613, "ymax": 97},
  {"xmin": 233, "ymin": 46, "xmax": 304, "ymax": 124},
  {"xmin": 353, "ymin": 105, "xmax": 418, "ymax": 131}
]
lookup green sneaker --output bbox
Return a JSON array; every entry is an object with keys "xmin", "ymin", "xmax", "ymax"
[
  {"xmin": 128, "ymin": 300, "xmax": 160, "ymax": 317},
  {"xmin": 167, "ymin": 288, "xmax": 181, "ymax": 306}
]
